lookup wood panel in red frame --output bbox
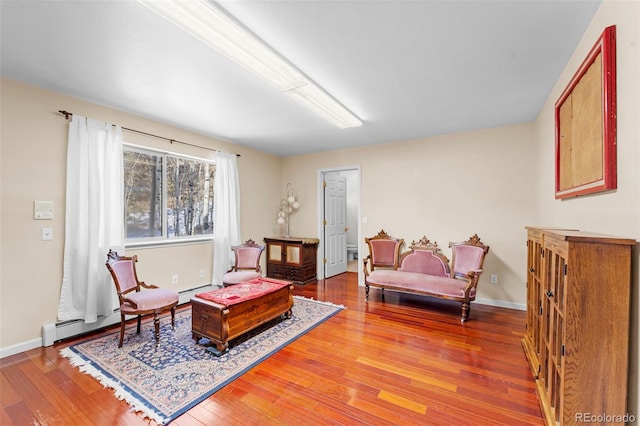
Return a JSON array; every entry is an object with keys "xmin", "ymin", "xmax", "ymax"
[{"xmin": 555, "ymin": 26, "xmax": 616, "ymax": 199}]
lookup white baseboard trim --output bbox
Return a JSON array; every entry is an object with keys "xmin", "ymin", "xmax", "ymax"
[
  {"xmin": 474, "ymin": 297, "xmax": 526, "ymax": 311},
  {"xmin": 0, "ymin": 284, "xmax": 219, "ymax": 359},
  {"xmin": 0, "ymin": 338, "xmax": 43, "ymax": 360}
]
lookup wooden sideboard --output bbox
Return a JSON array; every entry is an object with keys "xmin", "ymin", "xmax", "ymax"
[
  {"xmin": 264, "ymin": 237, "xmax": 319, "ymax": 285},
  {"xmin": 522, "ymin": 227, "xmax": 634, "ymax": 426}
]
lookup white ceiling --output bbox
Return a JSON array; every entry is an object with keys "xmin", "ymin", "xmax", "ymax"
[{"xmin": 1, "ymin": 0, "xmax": 601, "ymax": 157}]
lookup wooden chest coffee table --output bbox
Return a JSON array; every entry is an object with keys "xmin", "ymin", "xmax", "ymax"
[{"xmin": 191, "ymin": 278, "xmax": 293, "ymax": 355}]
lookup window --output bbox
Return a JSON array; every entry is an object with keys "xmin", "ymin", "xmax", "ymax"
[{"xmin": 124, "ymin": 146, "xmax": 215, "ymax": 242}]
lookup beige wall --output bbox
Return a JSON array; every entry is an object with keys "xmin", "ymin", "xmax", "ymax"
[
  {"xmin": 532, "ymin": 0, "xmax": 640, "ymax": 415},
  {"xmin": 0, "ymin": 78, "xmax": 282, "ymax": 350}
]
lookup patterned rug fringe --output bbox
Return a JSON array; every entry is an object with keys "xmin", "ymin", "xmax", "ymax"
[
  {"xmin": 60, "ymin": 346, "xmax": 168, "ymax": 424},
  {"xmin": 293, "ymin": 295, "xmax": 346, "ymax": 309}
]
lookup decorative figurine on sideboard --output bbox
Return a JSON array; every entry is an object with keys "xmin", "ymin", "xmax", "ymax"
[{"xmin": 276, "ymin": 183, "xmax": 299, "ymax": 237}]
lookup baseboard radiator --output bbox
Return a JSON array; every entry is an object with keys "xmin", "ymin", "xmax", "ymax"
[{"xmin": 41, "ymin": 284, "xmax": 218, "ymax": 346}]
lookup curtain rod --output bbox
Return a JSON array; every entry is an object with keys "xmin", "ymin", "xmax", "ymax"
[{"xmin": 58, "ymin": 110, "xmax": 240, "ymax": 157}]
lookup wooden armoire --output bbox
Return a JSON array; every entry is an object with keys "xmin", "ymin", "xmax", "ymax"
[{"xmin": 522, "ymin": 227, "xmax": 635, "ymax": 425}]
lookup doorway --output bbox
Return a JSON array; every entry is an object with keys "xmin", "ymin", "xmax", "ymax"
[{"xmin": 317, "ymin": 166, "xmax": 361, "ymax": 282}]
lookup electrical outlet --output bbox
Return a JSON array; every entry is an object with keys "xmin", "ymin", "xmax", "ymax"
[
  {"xmin": 490, "ymin": 274, "xmax": 498, "ymax": 284},
  {"xmin": 172, "ymin": 274, "xmax": 178, "ymax": 284},
  {"xmin": 199, "ymin": 269, "xmax": 206, "ymax": 279},
  {"xmin": 41, "ymin": 227, "xmax": 54, "ymax": 240}
]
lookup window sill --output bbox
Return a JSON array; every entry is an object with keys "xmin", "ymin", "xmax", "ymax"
[{"xmin": 125, "ymin": 236, "xmax": 214, "ymax": 249}]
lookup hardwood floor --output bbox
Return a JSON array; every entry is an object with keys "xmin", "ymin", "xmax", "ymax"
[{"xmin": 1, "ymin": 272, "xmax": 543, "ymax": 425}]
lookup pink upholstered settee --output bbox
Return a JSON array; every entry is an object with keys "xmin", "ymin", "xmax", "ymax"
[{"xmin": 363, "ymin": 230, "xmax": 490, "ymax": 323}]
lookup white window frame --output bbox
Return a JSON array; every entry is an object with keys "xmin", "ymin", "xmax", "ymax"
[{"xmin": 123, "ymin": 143, "xmax": 215, "ymax": 248}]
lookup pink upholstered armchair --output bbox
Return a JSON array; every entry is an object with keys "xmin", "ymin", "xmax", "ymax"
[
  {"xmin": 105, "ymin": 250, "xmax": 179, "ymax": 348},
  {"xmin": 222, "ymin": 239, "xmax": 265, "ymax": 286}
]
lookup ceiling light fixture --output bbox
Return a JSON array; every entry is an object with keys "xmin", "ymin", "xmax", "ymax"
[{"xmin": 137, "ymin": 0, "xmax": 362, "ymax": 129}]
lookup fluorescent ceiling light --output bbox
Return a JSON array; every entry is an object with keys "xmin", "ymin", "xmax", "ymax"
[
  {"xmin": 138, "ymin": 0, "xmax": 362, "ymax": 129},
  {"xmin": 285, "ymin": 82, "xmax": 363, "ymax": 129}
]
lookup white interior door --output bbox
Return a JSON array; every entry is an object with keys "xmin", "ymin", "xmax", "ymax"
[{"xmin": 324, "ymin": 173, "xmax": 347, "ymax": 277}]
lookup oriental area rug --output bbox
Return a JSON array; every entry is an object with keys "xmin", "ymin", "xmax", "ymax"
[{"xmin": 60, "ymin": 296, "xmax": 343, "ymax": 425}]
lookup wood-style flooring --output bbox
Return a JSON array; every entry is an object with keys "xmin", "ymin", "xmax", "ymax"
[{"xmin": 1, "ymin": 272, "xmax": 543, "ymax": 425}]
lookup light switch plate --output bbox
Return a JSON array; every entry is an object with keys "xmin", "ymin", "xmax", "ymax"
[{"xmin": 34, "ymin": 200, "xmax": 54, "ymax": 220}]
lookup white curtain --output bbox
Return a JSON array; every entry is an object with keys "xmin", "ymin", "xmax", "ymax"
[
  {"xmin": 58, "ymin": 115, "xmax": 124, "ymax": 323},
  {"xmin": 212, "ymin": 151, "xmax": 241, "ymax": 286}
]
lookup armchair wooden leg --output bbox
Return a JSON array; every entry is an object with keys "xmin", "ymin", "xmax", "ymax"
[
  {"xmin": 461, "ymin": 302, "xmax": 470, "ymax": 324},
  {"xmin": 136, "ymin": 315, "xmax": 141, "ymax": 334},
  {"xmin": 153, "ymin": 313, "xmax": 160, "ymax": 347},
  {"xmin": 171, "ymin": 307, "xmax": 176, "ymax": 329},
  {"xmin": 365, "ymin": 285, "xmax": 370, "ymax": 301},
  {"xmin": 119, "ymin": 315, "xmax": 125, "ymax": 348}
]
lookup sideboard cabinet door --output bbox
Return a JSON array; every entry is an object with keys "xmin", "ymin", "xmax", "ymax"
[{"xmin": 523, "ymin": 227, "xmax": 545, "ymax": 379}]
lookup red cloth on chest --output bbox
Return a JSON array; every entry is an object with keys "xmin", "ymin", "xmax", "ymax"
[{"xmin": 195, "ymin": 277, "xmax": 291, "ymax": 307}]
